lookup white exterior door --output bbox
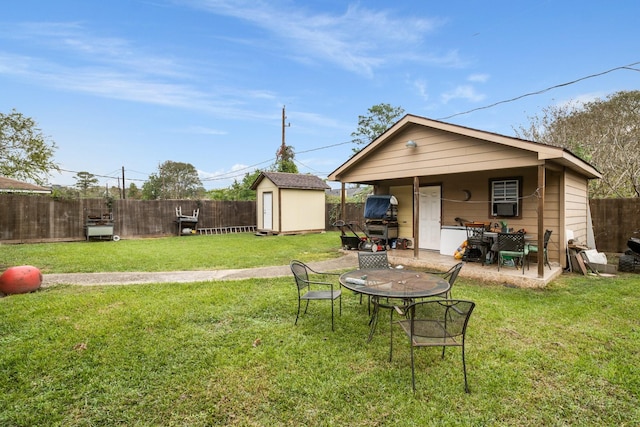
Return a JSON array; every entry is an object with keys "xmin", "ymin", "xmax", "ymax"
[
  {"xmin": 262, "ymin": 192, "xmax": 273, "ymax": 230},
  {"xmin": 419, "ymin": 186, "xmax": 441, "ymax": 250}
]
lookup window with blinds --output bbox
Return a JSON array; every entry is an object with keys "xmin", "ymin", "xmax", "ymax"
[{"xmin": 491, "ymin": 178, "xmax": 520, "ymax": 217}]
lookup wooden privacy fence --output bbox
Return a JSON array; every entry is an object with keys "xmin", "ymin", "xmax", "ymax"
[
  {"xmin": 589, "ymin": 198, "xmax": 640, "ymax": 253},
  {"xmin": 324, "ymin": 202, "xmax": 365, "ymax": 231},
  {"xmin": 0, "ymin": 195, "xmax": 256, "ymax": 243},
  {"xmin": 0, "ymin": 194, "xmax": 637, "ymax": 252}
]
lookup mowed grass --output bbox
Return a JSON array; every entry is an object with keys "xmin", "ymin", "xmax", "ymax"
[
  {"xmin": 0, "ymin": 232, "xmax": 344, "ymax": 273},
  {"xmin": 0, "ymin": 232, "xmax": 639, "ymax": 425}
]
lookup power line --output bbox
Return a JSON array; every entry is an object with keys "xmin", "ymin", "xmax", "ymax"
[
  {"xmin": 437, "ymin": 61, "xmax": 640, "ymax": 120},
  {"xmin": 296, "ymin": 140, "xmax": 353, "ymax": 154},
  {"xmin": 55, "ymin": 62, "xmax": 640, "ymax": 187},
  {"xmin": 199, "ymin": 158, "xmax": 275, "ymax": 181},
  {"xmin": 59, "ymin": 168, "xmax": 119, "ymax": 180},
  {"xmin": 199, "ymin": 139, "xmax": 353, "ymax": 181},
  {"xmin": 293, "ymin": 158, "xmax": 323, "ymax": 174}
]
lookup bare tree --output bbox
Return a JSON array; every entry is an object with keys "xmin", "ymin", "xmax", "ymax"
[{"xmin": 515, "ymin": 91, "xmax": 640, "ymax": 198}]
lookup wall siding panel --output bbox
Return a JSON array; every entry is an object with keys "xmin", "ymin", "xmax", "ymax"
[
  {"xmin": 339, "ymin": 125, "xmax": 542, "ymax": 183},
  {"xmin": 564, "ymin": 170, "xmax": 589, "ymax": 245}
]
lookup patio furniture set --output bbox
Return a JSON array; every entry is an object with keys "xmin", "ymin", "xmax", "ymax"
[
  {"xmin": 463, "ymin": 223, "xmax": 552, "ymax": 274},
  {"xmin": 289, "ymin": 252, "xmax": 474, "ymax": 393}
]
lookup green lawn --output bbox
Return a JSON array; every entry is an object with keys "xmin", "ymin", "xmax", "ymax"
[
  {"xmin": 1, "ymin": 233, "xmax": 639, "ymax": 425},
  {"xmin": 0, "ymin": 232, "xmax": 344, "ymax": 273}
]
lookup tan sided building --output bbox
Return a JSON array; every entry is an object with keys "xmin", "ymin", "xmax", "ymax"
[
  {"xmin": 328, "ymin": 114, "xmax": 601, "ymax": 277},
  {"xmin": 251, "ymin": 172, "xmax": 330, "ymax": 235}
]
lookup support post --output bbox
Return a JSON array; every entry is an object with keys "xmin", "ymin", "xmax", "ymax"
[
  {"xmin": 537, "ymin": 164, "xmax": 546, "ymax": 277},
  {"xmin": 341, "ymin": 182, "xmax": 346, "ymax": 221},
  {"xmin": 413, "ymin": 176, "xmax": 420, "ymax": 259}
]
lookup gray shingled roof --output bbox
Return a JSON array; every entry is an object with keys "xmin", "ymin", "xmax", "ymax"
[
  {"xmin": 0, "ymin": 176, "xmax": 51, "ymax": 193},
  {"xmin": 251, "ymin": 172, "xmax": 330, "ymax": 190}
]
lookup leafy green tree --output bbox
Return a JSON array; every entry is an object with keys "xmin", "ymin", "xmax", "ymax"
[
  {"xmin": 351, "ymin": 103, "xmax": 405, "ymax": 153},
  {"xmin": 515, "ymin": 90, "xmax": 640, "ymax": 198},
  {"xmin": 126, "ymin": 182, "xmax": 141, "ymax": 199},
  {"xmin": 206, "ymin": 170, "xmax": 262, "ymax": 201},
  {"xmin": 274, "ymin": 144, "xmax": 298, "ymax": 173},
  {"xmin": 237, "ymin": 169, "xmax": 262, "ymax": 200},
  {"xmin": 74, "ymin": 171, "xmax": 99, "ymax": 197},
  {"xmin": 206, "ymin": 188, "xmax": 229, "ymax": 200},
  {"xmin": 141, "ymin": 175, "xmax": 161, "ymax": 200},
  {"xmin": 142, "ymin": 161, "xmax": 205, "ymax": 200},
  {"xmin": 0, "ymin": 109, "xmax": 59, "ymax": 184},
  {"xmin": 105, "ymin": 185, "xmax": 120, "ymax": 202},
  {"xmin": 50, "ymin": 185, "xmax": 80, "ymax": 200}
]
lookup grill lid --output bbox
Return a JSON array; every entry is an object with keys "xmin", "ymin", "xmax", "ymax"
[{"xmin": 364, "ymin": 195, "xmax": 398, "ymax": 219}]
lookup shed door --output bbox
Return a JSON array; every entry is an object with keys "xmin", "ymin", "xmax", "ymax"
[
  {"xmin": 262, "ymin": 192, "xmax": 273, "ymax": 230},
  {"xmin": 419, "ymin": 186, "xmax": 441, "ymax": 250}
]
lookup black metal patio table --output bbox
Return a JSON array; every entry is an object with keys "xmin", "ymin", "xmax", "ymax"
[{"xmin": 339, "ymin": 268, "xmax": 450, "ymax": 341}]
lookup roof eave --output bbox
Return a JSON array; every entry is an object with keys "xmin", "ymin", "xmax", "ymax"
[{"xmin": 327, "ymin": 114, "xmax": 602, "ymax": 182}]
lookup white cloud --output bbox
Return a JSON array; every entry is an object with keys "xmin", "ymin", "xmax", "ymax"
[
  {"xmin": 198, "ymin": 161, "xmax": 266, "ymax": 188},
  {"xmin": 186, "ymin": 0, "xmax": 456, "ymax": 76},
  {"xmin": 441, "ymin": 85, "xmax": 486, "ymax": 104},
  {"xmin": 4, "ymin": 22, "xmax": 190, "ymax": 78},
  {"xmin": 413, "ymin": 79, "xmax": 429, "ymax": 101},
  {"xmin": 468, "ymin": 73, "xmax": 489, "ymax": 83},
  {"xmin": 0, "ymin": 22, "xmax": 277, "ymax": 121}
]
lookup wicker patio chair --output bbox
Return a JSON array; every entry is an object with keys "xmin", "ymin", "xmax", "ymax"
[
  {"xmin": 390, "ymin": 299, "xmax": 476, "ymax": 393},
  {"xmin": 290, "ymin": 260, "xmax": 342, "ymax": 331}
]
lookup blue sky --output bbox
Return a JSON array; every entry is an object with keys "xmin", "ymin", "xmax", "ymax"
[{"xmin": 1, "ymin": 1, "xmax": 639, "ymax": 190}]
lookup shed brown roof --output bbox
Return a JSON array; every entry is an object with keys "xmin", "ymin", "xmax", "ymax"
[
  {"xmin": 0, "ymin": 176, "xmax": 51, "ymax": 193},
  {"xmin": 251, "ymin": 172, "xmax": 330, "ymax": 190}
]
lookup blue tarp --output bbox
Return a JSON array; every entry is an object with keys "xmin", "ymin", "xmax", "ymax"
[{"xmin": 364, "ymin": 195, "xmax": 397, "ymax": 219}]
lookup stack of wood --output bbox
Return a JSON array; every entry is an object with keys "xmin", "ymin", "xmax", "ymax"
[{"xmin": 568, "ymin": 239, "xmax": 616, "ymax": 276}]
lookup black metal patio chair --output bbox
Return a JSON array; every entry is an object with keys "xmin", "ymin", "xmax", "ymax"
[
  {"xmin": 357, "ymin": 251, "xmax": 391, "ymax": 312},
  {"xmin": 290, "ymin": 260, "xmax": 342, "ymax": 331},
  {"xmin": 463, "ymin": 224, "xmax": 489, "ymax": 264},
  {"xmin": 423, "ymin": 262, "xmax": 464, "ymax": 299},
  {"xmin": 358, "ymin": 251, "xmax": 391, "ymax": 269},
  {"xmin": 390, "ymin": 299, "xmax": 476, "ymax": 393},
  {"xmin": 527, "ymin": 229, "xmax": 552, "ymax": 270},
  {"xmin": 497, "ymin": 232, "xmax": 528, "ymax": 274}
]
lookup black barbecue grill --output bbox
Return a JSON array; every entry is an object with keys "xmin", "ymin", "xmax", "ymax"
[{"xmin": 363, "ymin": 195, "xmax": 399, "ymax": 249}]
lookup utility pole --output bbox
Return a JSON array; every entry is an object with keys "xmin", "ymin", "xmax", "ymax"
[
  {"xmin": 280, "ymin": 105, "xmax": 290, "ymax": 158},
  {"xmin": 122, "ymin": 166, "xmax": 126, "ymax": 199}
]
